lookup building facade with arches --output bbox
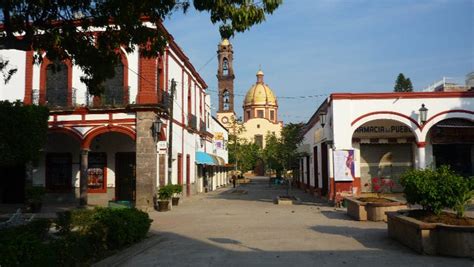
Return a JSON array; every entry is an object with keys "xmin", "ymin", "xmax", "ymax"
[
  {"xmin": 297, "ymin": 91, "xmax": 474, "ymax": 201},
  {"xmin": 0, "ymin": 20, "xmax": 229, "ymax": 209}
]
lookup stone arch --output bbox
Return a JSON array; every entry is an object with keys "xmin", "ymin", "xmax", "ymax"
[
  {"xmin": 420, "ymin": 109, "xmax": 474, "ymax": 142},
  {"xmin": 82, "ymin": 125, "xmax": 135, "ymax": 149},
  {"xmin": 48, "ymin": 127, "xmax": 83, "ymax": 142},
  {"xmin": 351, "ymin": 111, "xmax": 422, "ymax": 143}
]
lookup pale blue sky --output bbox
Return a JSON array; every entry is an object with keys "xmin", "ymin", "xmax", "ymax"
[{"xmin": 165, "ymin": 0, "xmax": 473, "ymax": 123}]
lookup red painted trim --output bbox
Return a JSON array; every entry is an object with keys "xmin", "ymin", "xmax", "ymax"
[
  {"xmin": 39, "ymin": 57, "xmax": 73, "ymax": 105},
  {"xmin": 351, "ymin": 111, "xmax": 421, "ymax": 129},
  {"xmin": 24, "ymin": 51, "xmax": 34, "ymax": 104},
  {"xmin": 165, "ymin": 49, "xmax": 169, "ymax": 92},
  {"xmin": 332, "ymin": 91, "xmax": 474, "ymax": 100},
  {"xmin": 49, "ymin": 118, "xmax": 135, "ymax": 126},
  {"xmin": 421, "ymin": 109, "xmax": 474, "ymax": 130},
  {"xmin": 82, "ymin": 125, "xmax": 136, "ymax": 149},
  {"xmin": 416, "ymin": 142, "xmax": 426, "ymax": 148}
]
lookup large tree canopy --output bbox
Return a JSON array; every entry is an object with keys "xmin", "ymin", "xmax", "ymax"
[{"xmin": 0, "ymin": 0, "xmax": 282, "ymax": 95}]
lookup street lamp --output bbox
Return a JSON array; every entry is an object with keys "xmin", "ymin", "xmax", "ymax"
[
  {"xmin": 152, "ymin": 119, "xmax": 162, "ymax": 141},
  {"xmin": 419, "ymin": 104, "xmax": 428, "ymax": 124},
  {"xmin": 319, "ymin": 112, "xmax": 327, "ymax": 127}
]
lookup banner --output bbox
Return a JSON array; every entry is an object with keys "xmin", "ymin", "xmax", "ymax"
[{"xmin": 333, "ymin": 149, "xmax": 355, "ymax": 181}]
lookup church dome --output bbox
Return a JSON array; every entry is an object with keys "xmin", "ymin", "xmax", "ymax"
[{"xmin": 244, "ymin": 70, "xmax": 277, "ymax": 106}]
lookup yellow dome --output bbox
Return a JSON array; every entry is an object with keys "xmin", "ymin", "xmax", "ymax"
[
  {"xmin": 220, "ymin": 38, "xmax": 230, "ymax": 46},
  {"xmin": 244, "ymin": 70, "xmax": 277, "ymax": 106}
]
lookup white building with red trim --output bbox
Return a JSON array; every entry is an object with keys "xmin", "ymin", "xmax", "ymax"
[
  {"xmin": 0, "ymin": 21, "xmax": 228, "ymax": 209},
  {"xmin": 298, "ymin": 91, "xmax": 474, "ymax": 202}
]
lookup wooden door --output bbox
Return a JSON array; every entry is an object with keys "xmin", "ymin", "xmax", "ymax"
[
  {"xmin": 313, "ymin": 146, "xmax": 319, "ymax": 189},
  {"xmin": 321, "ymin": 143, "xmax": 329, "ymax": 196},
  {"xmin": 115, "ymin": 152, "xmax": 136, "ymax": 201}
]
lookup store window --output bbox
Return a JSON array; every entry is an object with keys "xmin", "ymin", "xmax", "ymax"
[{"xmin": 88, "ymin": 152, "xmax": 107, "ymax": 193}]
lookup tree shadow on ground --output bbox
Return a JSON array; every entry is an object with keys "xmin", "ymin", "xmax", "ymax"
[
  {"xmin": 97, "ymin": 230, "xmax": 472, "ymax": 266},
  {"xmin": 310, "ymin": 225, "xmax": 398, "ymax": 250},
  {"xmin": 320, "ymin": 210, "xmax": 353, "ymax": 221}
]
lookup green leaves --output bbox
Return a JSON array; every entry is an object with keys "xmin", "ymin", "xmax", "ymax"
[
  {"xmin": 1, "ymin": 0, "xmax": 282, "ymax": 94},
  {"xmin": 400, "ymin": 166, "xmax": 473, "ymax": 217},
  {"xmin": 0, "ymin": 101, "xmax": 49, "ymax": 167}
]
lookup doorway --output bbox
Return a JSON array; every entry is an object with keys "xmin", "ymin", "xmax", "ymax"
[
  {"xmin": 0, "ymin": 164, "xmax": 26, "ymax": 203},
  {"xmin": 321, "ymin": 143, "xmax": 329, "ymax": 196},
  {"xmin": 186, "ymin": 154, "xmax": 191, "ymax": 196},
  {"xmin": 433, "ymin": 144, "xmax": 472, "ymax": 177},
  {"xmin": 313, "ymin": 146, "xmax": 319, "ymax": 188},
  {"xmin": 115, "ymin": 152, "xmax": 136, "ymax": 201}
]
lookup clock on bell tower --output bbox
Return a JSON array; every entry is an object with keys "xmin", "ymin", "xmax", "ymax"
[{"xmin": 216, "ymin": 38, "xmax": 236, "ymax": 129}]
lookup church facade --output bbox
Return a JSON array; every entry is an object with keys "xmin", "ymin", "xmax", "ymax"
[{"xmin": 215, "ymin": 39, "xmax": 283, "ymax": 149}]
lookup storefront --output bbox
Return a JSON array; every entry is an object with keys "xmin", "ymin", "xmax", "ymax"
[{"xmin": 298, "ymin": 91, "xmax": 474, "ymax": 201}]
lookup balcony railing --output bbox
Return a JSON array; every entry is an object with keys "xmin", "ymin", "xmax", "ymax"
[{"xmin": 200, "ymin": 120, "xmax": 207, "ymax": 132}]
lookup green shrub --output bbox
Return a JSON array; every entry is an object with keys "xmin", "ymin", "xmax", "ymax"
[
  {"xmin": 55, "ymin": 208, "xmax": 96, "ymax": 235},
  {"xmin": 172, "ymin": 184, "xmax": 183, "ymax": 195},
  {"xmin": 158, "ymin": 184, "xmax": 174, "ymax": 200},
  {"xmin": 401, "ymin": 166, "xmax": 474, "ymax": 217},
  {"xmin": 92, "ymin": 208, "xmax": 152, "ymax": 250},
  {"xmin": 0, "ymin": 219, "xmax": 54, "ymax": 266},
  {"xmin": 25, "ymin": 186, "xmax": 45, "ymax": 204}
]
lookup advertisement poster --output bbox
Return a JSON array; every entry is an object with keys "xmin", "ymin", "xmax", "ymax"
[{"xmin": 333, "ymin": 149, "xmax": 355, "ymax": 181}]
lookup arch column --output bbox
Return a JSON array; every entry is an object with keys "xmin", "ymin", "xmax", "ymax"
[
  {"xmin": 417, "ymin": 142, "xmax": 426, "ymax": 169},
  {"xmin": 79, "ymin": 149, "xmax": 89, "ymax": 206}
]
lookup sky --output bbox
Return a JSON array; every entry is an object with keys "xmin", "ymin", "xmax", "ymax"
[{"xmin": 163, "ymin": 0, "xmax": 473, "ymax": 123}]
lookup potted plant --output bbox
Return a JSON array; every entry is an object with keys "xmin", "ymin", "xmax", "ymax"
[
  {"xmin": 25, "ymin": 186, "xmax": 45, "ymax": 213},
  {"xmin": 345, "ymin": 177, "xmax": 407, "ymax": 221},
  {"xmin": 171, "ymin": 184, "xmax": 183, "ymax": 206},
  {"xmin": 387, "ymin": 166, "xmax": 474, "ymax": 257},
  {"xmin": 156, "ymin": 185, "xmax": 174, "ymax": 212}
]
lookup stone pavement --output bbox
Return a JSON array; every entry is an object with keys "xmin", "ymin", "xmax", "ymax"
[{"xmin": 96, "ymin": 177, "xmax": 472, "ymax": 267}]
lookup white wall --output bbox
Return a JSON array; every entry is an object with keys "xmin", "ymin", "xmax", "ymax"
[{"xmin": 0, "ymin": 50, "xmax": 26, "ymax": 101}]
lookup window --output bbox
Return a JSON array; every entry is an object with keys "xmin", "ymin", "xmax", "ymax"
[
  {"xmin": 257, "ymin": 124, "xmax": 260, "ymax": 129},
  {"xmin": 46, "ymin": 153, "xmax": 72, "ymax": 192},
  {"xmin": 246, "ymin": 110, "xmax": 251, "ymax": 120},
  {"xmin": 188, "ymin": 78, "xmax": 192, "ymax": 119},
  {"xmin": 88, "ymin": 153, "xmax": 107, "ymax": 193},
  {"xmin": 255, "ymin": 135, "xmax": 263, "ymax": 148},
  {"xmin": 222, "ymin": 58, "xmax": 229, "ymax": 75},
  {"xmin": 223, "ymin": 90, "xmax": 230, "ymax": 111},
  {"xmin": 257, "ymin": 110, "xmax": 264, "ymax": 118},
  {"xmin": 46, "ymin": 61, "xmax": 68, "ymax": 107},
  {"xmin": 270, "ymin": 110, "xmax": 275, "ymax": 121},
  {"xmin": 103, "ymin": 61, "xmax": 124, "ymax": 105}
]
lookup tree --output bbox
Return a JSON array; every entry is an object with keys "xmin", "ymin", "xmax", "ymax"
[
  {"xmin": 262, "ymin": 123, "xmax": 304, "ymax": 178},
  {"xmin": 236, "ymin": 140, "xmax": 261, "ymax": 173},
  {"xmin": 0, "ymin": 0, "xmax": 282, "ymax": 93},
  {"xmin": 394, "ymin": 73, "xmax": 413, "ymax": 92}
]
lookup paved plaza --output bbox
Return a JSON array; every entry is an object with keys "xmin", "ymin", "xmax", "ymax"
[{"xmin": 97, "ymin": 177, "xmax": 473, "ymax": 267}]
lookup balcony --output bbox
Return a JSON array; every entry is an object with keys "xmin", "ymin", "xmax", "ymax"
[{"xmin": 200, "ymin": 120, "xmax": 207, "ymax": 132}]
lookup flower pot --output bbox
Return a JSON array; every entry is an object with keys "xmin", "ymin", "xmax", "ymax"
[
  {"xmin": 172, "ymin": 197, "xmax": 180, "ymax": 206},
  {"xmin": 157, "ymin": 200, "xmax": 170, "ymax": 212}
]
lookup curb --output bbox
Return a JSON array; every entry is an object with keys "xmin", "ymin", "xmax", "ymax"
[{"xmin": 92, "ymin": 234, "xmax": 164, "ymax": 267}]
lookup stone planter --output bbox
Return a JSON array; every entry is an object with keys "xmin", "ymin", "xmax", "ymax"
[
  {"xmin": 275, "ymin": 196, "xmax": 301, "ymax": 205},
  {"xmin": 157, "ymin": 200, "xmax": 170, "ymax": 212},
  {"xmin": 171, "ymin": 197, "xmax": 180, "ymax": 206},
  {"xmin": 345, "ymin": 197, "xmax": 407, "ymax": 221},
  {"xmin": 387, "ymin": 211, "xmax": 474, "ymax": 258}
]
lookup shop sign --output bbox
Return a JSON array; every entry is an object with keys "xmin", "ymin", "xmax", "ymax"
[
  {"xmin": 214, "ymin": 132, "xmax": 224, "ymax": 140},
  {"xmin": 333, "ymin": 149, "xmax": 355, "ymax": 181},
  {"xmin": 353, "ymin": 121, "xmax": 413, "ymax": 138},
  {"xmin": 157, "ymin": 141, "xmax": 168, "ymax": 149},
  {"xmin": 314, "ymin": 128, "xmax": 323, "ymax": 143}
]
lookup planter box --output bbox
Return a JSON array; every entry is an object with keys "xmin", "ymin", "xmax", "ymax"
[
  {"xmin": 387, "ymin": 211, "xmax": 474, "ymax": 258},
  {"xmin": 345, "ymin": 197, "xmax": 407, "ymax": 221},
  {"xmin": 275, "ymin": 196, "xmax": 301, "ymax": 205}
]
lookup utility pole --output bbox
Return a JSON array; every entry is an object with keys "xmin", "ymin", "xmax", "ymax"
[{"xmin": 167, "ymin": 79, "xmax": 176, "ymax": 185}]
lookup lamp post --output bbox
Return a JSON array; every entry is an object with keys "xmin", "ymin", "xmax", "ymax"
[
  {"xmin": 152, "ymin": 119, "xmax": 162, "ymax": 142},
  {"xmin": 419, "ymin": 104, "xmax": 428, "ymax": 124},
  {"xmin": 319, "ymin": 112, "xmax": 327, "ymax": 127}
]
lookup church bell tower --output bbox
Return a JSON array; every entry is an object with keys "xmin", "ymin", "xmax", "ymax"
[{"xmin": 216, "ymin": 38, "xmax": 236, "ymax": 128}]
